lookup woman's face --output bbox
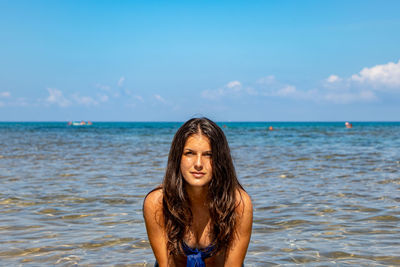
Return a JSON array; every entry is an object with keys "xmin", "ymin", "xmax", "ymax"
[{"xmin": 180, "ymin": 133, "xmax": 213, "ymax": 188}]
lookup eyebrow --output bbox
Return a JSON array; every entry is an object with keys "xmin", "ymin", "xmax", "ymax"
[{"xmin": 184, "ymin": 148, "xmax": 212, "ymax": 153}]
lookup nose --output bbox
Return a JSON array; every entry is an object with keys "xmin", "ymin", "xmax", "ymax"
[{"xmin": 194, "ymin": 154, "xmax": 203, "ymax": 171}]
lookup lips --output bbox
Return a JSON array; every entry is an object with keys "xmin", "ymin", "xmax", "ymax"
[{"xmin": 191, "ymin": 171, "xmax": 205, "ymax": 178}]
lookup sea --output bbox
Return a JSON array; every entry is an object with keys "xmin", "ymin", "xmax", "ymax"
[{"xmin": 0, "ymin": 122, "xmax": 399, "ymax": 266}]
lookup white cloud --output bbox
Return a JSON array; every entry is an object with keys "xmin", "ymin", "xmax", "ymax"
[
  {"xmin": 72, "ymin": 94, "xmax": 99, "ymax": 106},
  {"xmin": 134, "ymin": 95, "xmax": 144, "ymax": 102},
  {"xmin": 97, "ymin": 94, "xmax": 109, "ymax": 103},
  {"xmin": 276, "ymin": 85, "xmax": 297, "ymax": 96},
  {"xmin": 226, "ymin": 81, "xmax": 241, "ymax": 88},
  {"xmin": 0, "ymin": 94, "xmax": 32, "ymax": 107},
  {"xmin": 351, "ymin": 60, "xmax": 400, "ymax": 88},
  {"xmin": 326, "ymin": 75, "xmax": 342, "ymax": 83},
  {"xmin": 118, "ymin": 76, "xmax": 125, "ymax": 87},
  {"xmin": 258, "ymin": 77, "xmax": 300, "ymax": 98},
  {"xmin": 205, "ymin": 73, "xmax": 380, "ymax": 104},
  {"xmin": 201, "ymin": 88, "xmax": 225, "ymax": 99},
  {"xmin": 95, "ymin": 83, "xmax": 121, "ymax": 98},
  {"xmin": 154, "ymin": 94, "xmax": 166, "ymax": 103},
  {"xmin": 46, "ymin": 88, "xmax": 71, "ymax": 107},
  {"xmin": 201, "ymin": 80, "xmax": 245, "ymax": 99},
  {"xmin": 0, "ymin": 91, "xmax": 11, "ymax": 98},
  {"xmin": 324, "ymin": 90, "xmax": 377, "ymax": 104},
  {"xmin": 319, "ymin": 60, "xmax": 400, "ymax": 103},
  {"xmin": 245, "ymin": 87, "xmax": 258, "ymax": 95},
  {"xmin": 45, "ymin": 89, "xmax": 110, "ymax": 107},
  {"xmin": 96, "ymin": 83, "xmax": 112, "ymax": 91},
  {"xmin": 257, "ymin": 75, "xmax": 276, "ymax": 84},
  {"xmin": 124, "ymin": 89, "xmax": 132, "ymax": 96}
]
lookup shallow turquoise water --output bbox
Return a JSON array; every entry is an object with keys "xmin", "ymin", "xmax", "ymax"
[{"xmin": 0, "ymin": 122, "xmax": 399, "ymax": 266}]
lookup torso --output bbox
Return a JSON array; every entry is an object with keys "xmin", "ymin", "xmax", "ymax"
[
  {"xmin": 145, "ymin": 187, "xmax": 252, "ymax": 267},
  {"xmin": 175, "ymin": 202, "xmax": 226, "ymax": 266},
  {"xmin": 184, "ymin": 206, "xmax": 212, "ymax": 248},
  {"xmin": 147, "ymin": 188, "xmax": 236, "ymax": 266}
]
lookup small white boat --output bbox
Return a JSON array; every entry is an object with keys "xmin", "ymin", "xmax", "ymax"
[{"xmin": 68, "ymin": 121, "xmax": 93, "ymax": 126}]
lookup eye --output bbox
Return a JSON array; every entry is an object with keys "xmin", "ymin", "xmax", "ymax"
[
  {"xmin": 184, "ymin": 151, "xmax": 193, "ymax": 155},
  {"xmin": 204, "ymin": 152, "xmax": 212, "ymax": 157}
]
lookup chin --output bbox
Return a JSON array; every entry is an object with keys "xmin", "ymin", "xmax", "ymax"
[{"xmin": 185, "ymin": 179, "xmax": 211, "ymax": 188}]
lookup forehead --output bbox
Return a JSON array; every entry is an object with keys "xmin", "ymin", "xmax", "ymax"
[{"xmin": 184, "ymin": 134, "xmax": 211, "ymax": 149}]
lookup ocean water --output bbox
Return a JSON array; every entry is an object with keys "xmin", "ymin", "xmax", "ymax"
[{"xmin": 0, "ymin": 122, "xmax": 399, "ymax": 266}]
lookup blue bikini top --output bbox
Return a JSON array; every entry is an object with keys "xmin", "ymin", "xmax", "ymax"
[{"xmin": 182, "ymin": 241, "xmax": 215, "ymax": 267}]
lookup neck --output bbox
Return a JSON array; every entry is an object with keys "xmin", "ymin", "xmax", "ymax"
[{"xmin": 185, "ymin": 184, "xmax": 209, "ymax": 207}]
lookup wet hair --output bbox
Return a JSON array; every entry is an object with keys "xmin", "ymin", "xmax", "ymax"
[{"xmin": 162, "ymin": 117, "xmax": 242, "ymax": 256}]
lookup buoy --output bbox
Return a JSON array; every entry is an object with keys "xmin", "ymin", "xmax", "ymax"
[{"xmin": 345, "ymin": 122, "xmax": 352, "ymax": 128}]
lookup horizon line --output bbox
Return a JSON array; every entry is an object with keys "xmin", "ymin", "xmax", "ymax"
[{"xmin": 1, "ymin": 120, "xmax": 400, "ymax": 123}]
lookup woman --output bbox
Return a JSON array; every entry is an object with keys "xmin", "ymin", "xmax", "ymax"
[{"xmin": 143, "ymin": 118, "xmax": 253, "ymax": 267}]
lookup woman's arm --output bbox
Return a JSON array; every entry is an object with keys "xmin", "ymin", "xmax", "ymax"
[
  {"xmin": 224, "ymin": 189, "xmax": 253, "ymax": 267},
  {"xmin": 143, "ymin": 189, "xmax": 172, "ymax": 267}
]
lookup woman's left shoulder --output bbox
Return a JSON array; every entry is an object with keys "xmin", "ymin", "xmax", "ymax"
[{"xmin": 235, "ymin": 188, "xmax": 253, "ymax": 215}]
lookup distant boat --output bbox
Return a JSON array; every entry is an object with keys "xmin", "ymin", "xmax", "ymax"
[{"xmin": 68, "ymin": 121, "xmax": 93, "ymax": 126}]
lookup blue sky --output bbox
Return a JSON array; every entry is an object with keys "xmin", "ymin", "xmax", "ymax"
[{"xmin": 1, "ymin": 0, "xmax": 399, "ymax": 121}]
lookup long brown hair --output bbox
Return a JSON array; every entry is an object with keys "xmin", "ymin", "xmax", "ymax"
[{"xmin": 162, "ymin": 117, "xmax": 242, "ymax": 255}]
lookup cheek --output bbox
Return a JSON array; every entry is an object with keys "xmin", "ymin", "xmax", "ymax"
[
  {"xmin": 206, "ymin": 159, "xmax": 212, "ymax": 171},
  {"xmin": 180, "ymin": 157, "xmax": 191, "ymax": 171}
]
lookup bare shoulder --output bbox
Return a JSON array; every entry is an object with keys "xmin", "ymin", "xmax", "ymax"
[
  {"xmin": 143, "ymin": 188, "xmax": 170, "ymax": 265},
  {"xmin": 143, "ymin": 188, "xmax": 163, "ymax": 216},
  {"xmin": 224, "ymin": 188, "xmax": 253, "ymax": 264},
  {"xmin": 235, "ymin": 188, "xmax": 253, "ymax": 215}
]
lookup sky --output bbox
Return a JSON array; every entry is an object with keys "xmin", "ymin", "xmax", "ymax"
[{"xmin": 0, "ymin": 0, "xmax": 399, "ymax": 121}]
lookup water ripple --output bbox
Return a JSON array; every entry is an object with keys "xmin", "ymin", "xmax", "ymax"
[{"xmin": 1, "ymin": 122, "xmax": 400, "ymax": 265}]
